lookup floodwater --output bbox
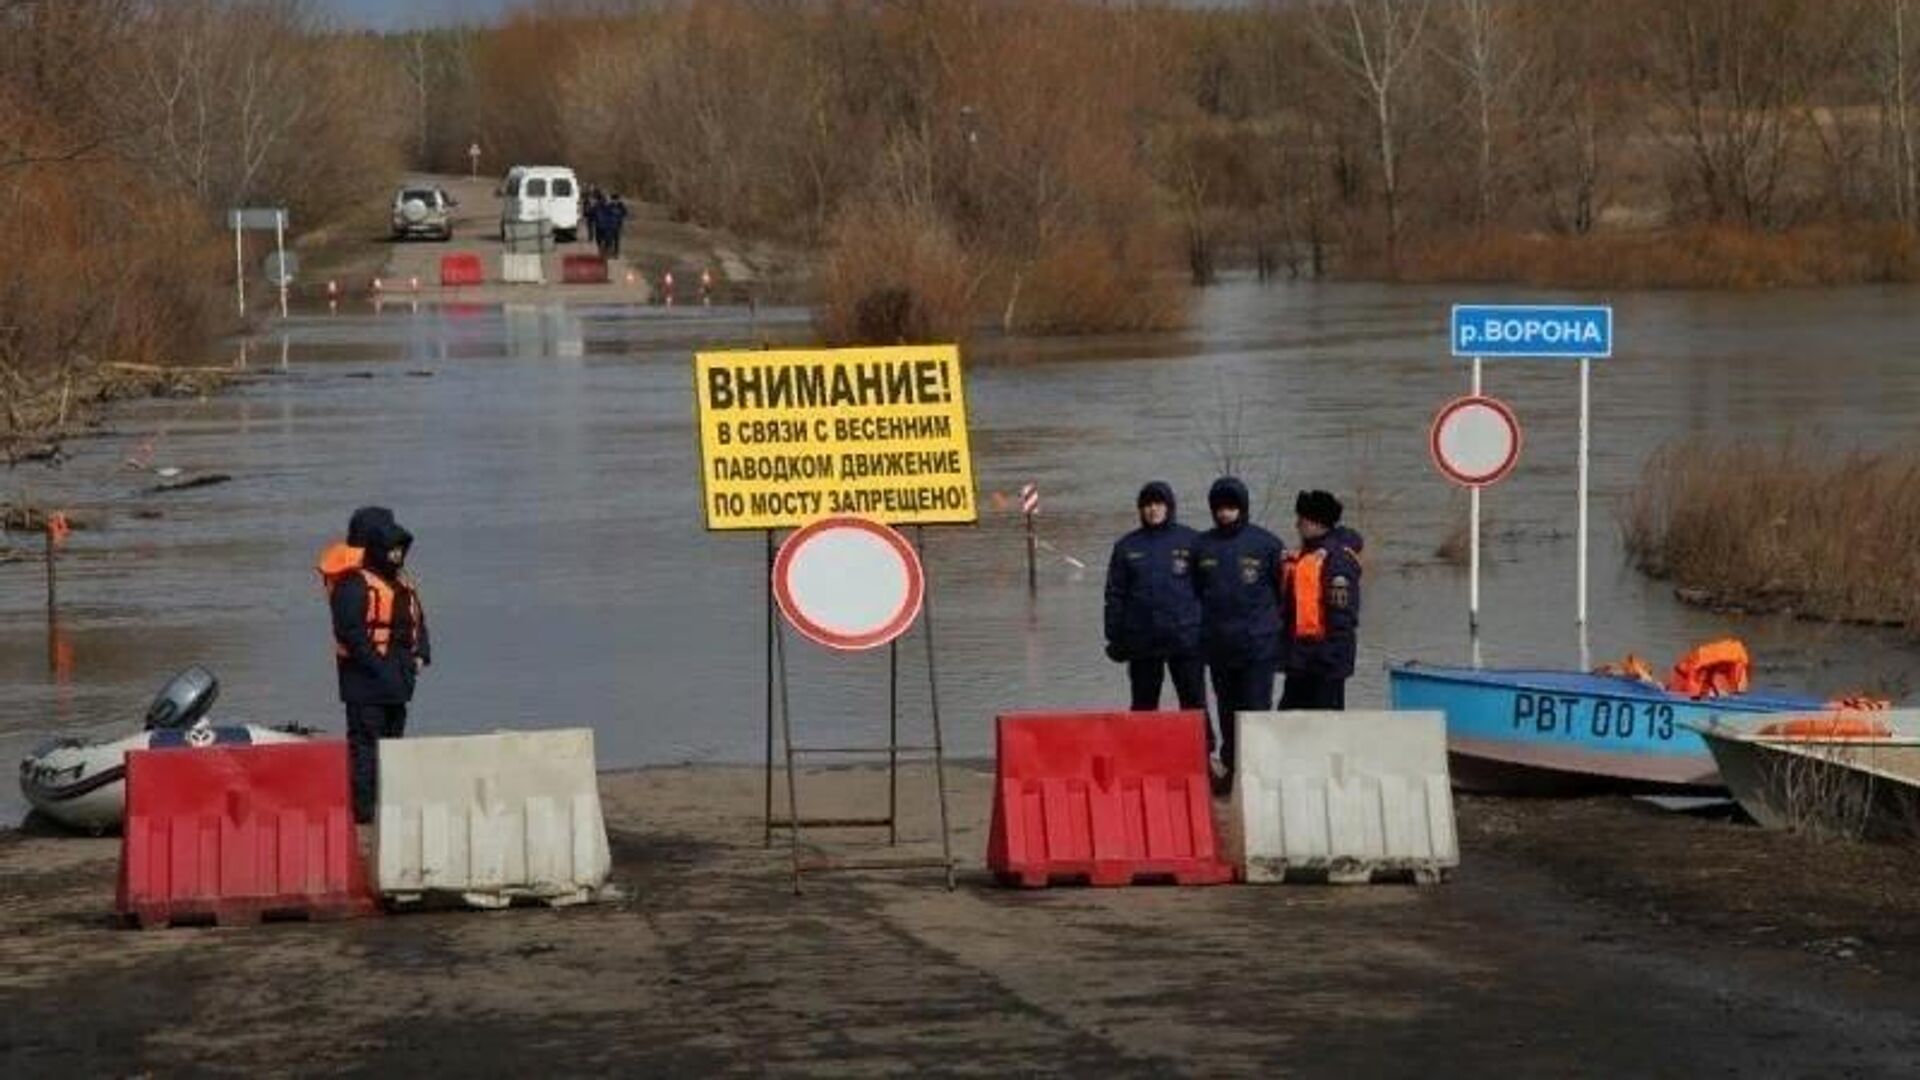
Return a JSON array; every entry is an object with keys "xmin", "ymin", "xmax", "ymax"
[{"xmin": 7, "ymin": 282, "xmax": 1920, "ymax": 823}]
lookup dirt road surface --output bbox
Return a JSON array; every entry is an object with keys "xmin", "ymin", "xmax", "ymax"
[
  {"xmin": 322, "ymin": 174, "xmax": 803, "ymax": 306},
  {"xmin": 5, "ymin": 763, "xmax": 1920, "ymax": 1076}
]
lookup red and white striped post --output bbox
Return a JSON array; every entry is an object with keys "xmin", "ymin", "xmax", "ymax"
[{"xmin": 1019, "ymin": 483, "xmax": 1040, "ymax": 594}]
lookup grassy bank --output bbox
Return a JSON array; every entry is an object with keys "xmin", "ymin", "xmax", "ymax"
[{"xmin": 1623, "ymin": 439, "xmax": 1920, "ymax": 629}]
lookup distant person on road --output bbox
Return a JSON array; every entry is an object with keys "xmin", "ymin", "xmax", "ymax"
[
  {"xmin": 601, "ymin": 194, "xmax": 629, "ymax": 258},
  {"xmin": 583, "ymin": 186, "xmax": 604, "ymax": 247},
  {"xmin": 317, "ymin": 507, "xmax": 431, "ymax": 824},
  {"xmin": 1191, "ymin": 476, "xmax": 1286, "ymax": 795},
  {"xmin": 1280, "ymin": 490, "xmax": 1363, "ymax": 711},
  {"xmin": 1104, "ymin": 481, "xmax": 1205, "ymax": 714}
]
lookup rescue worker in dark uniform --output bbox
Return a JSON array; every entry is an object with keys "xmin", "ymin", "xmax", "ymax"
[
  {"xmin": 1103, "ymin": 481, "xmax": 1205, "ymax": 712},
  {"xmin": 1280, "ymin": 490, "xmax": 1363, "ymax": 711},
  {"xmin": 317, "ymin": 507, "xmax": 430, "ymax": 824},
  {"xmin": 1191, "ymin": 476, "xmax": 1286, "ymax": 794}
]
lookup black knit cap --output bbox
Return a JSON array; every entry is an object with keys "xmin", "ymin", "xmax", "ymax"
[{"xmin": 1295, "ymin": 489, "xmax": 1342, "ymax": 527}]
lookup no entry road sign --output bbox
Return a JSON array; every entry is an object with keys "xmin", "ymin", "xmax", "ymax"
[
  {"xmin": 1430, "ymin": 395, "xmax": 1521, "ymax": 488},
  {"xmin": 773, "ymin": 516, "xmax": 925, "ymax": 651},
  {"xmin": 1451, "ymin": 304, "xmax": 1612, "ymax": 358}
]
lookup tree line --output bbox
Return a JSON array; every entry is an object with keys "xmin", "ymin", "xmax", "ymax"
[
  {"xmin": 10, "ymin": 0, "xmax": 1920, "ymax": 409},
  {"xmin": 0, "ymin": 0, "xmax": 400, "ymax": 435}
]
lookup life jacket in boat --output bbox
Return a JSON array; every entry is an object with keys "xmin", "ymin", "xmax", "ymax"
[
  {"xmin": 1825, "ymin": 694, "xmax": 1892, "ymax": 712},
  {"xmin": 1665, "ymin": 638, "xmax": 1751, "ymax": 699},
  {"xmin": 1594, "ymin": 653, "xmax": 1660, "ymax": 686},
  {"xmin": 316, "ymin": 542, "xmax": 419, "ymax": 660},
  {"xmin": 1758, "ymin": 714, "xmax": 1893, "ymax": 740}
]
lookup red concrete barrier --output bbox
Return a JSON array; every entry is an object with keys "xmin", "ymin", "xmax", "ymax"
[
  {"xmin": 560, "ymin": 254, "xmax": 609, "ymax": 284},
  {"xmin": 987, "ymin": 711, "xmax": 1232, "ymax": 887},
  {"xmin": 439, "ymin": 252, "xmax": 484, "ymax": 287},
  {"xmin": 117, "ymin": 742, "xmax": 376, "ymax": 928}
]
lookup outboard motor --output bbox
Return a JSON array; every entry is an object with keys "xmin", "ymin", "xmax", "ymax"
[{"xmin": 144, "ymin": 667, "xmax": 219, "ymax": 731}]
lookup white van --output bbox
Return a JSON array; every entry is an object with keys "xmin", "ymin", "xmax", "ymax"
[{"xmin": 499, "ymin": 166, "xmax": 582, "ymax": 242}]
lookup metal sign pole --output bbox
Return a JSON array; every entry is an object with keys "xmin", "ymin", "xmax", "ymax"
[
  {"xmin": 775, "ymin": 600, "xmax": 801, "ymax": 895},
  {"xmin": 1577, "ymin": 356, "xmax": 1592, "ymax": 670},
  {"xmin": 763, "ymin": 529, "xmax": 775, "ymax": 849},
  {"xmin": 234, "ymin": 222, "xmax": 246, "ymax": 318},
  {"xmin": 917, "ymin": 526, "xmax": 956, "ymax": 890},
  {"xmin": 274, "ymin": 211, "xmax": 289, "ymax": 319},
  {"xmin": 888, "ymin": 641, "xmax": 900, "ymax": 846},
  {"xmin": 1470, "ymin": 356, "xmax": 1483, "ymax": 644}
]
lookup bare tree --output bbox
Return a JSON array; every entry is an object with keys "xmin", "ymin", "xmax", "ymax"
[
  {"xmin": 1640, "ymin": 0, "xmax": 1821, "ymax": 227},
  {"xmin": 1310, "ymin": 0, "xmax": 1434, "ymax": 268},
  {"xmin": 1435, "ymin": 0, "xmax": 1529, "ymax": 230},
  {"xmin": 1870, "ymin": 0, "xmax": 1920, "ymax": 223}
]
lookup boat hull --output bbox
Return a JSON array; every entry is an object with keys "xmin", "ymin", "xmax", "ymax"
[
  {"xmin": 1390, "ymin": 665, "xmax": 1823, "ymax": 796},
  {"xmin": 1696, "ymin": 723, "xmax": 1920, "ymax": 841},
  {"xmin": 19, "ymin": 725, "xmax": 308, "ymax": 833}
]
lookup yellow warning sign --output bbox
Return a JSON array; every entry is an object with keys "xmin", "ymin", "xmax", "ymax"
[{"xmin": 694, "ymin": 345, "xmax": 977, "ymax": 530}]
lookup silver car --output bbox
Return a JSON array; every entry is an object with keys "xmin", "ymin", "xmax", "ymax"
[{"xmin": 391, "ymin": 186, "xmax": 455, "ymax": 241}]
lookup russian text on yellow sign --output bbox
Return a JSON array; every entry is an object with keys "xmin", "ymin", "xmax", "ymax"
[{"xmin": 694, "ymin": 345, "xmax": 977, "ymax": 530}]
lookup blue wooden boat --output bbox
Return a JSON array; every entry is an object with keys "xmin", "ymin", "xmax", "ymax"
[{"xmin": 1388, "ymin": 664, "xmax": 1825, "ymax": 795}]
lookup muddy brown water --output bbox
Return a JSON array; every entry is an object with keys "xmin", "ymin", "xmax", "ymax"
[{"xmin": 6, "ymin": 281, "xmax": 1920, "ymax": 824}]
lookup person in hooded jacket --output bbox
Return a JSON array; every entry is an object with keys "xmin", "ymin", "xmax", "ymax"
[
  {"xmin": 1280, "ymin": 490, "xmax": 1363, "ymax": 711},
  {"xmin": 317, "ymin": 507, "xmax": 431, "ymax": 824},
  {"xmin": 1190, "ymin": 476, "xmax": 1286, "ymax": 792},
  {"xmin": 1103, "ymin": 481, "xmax": 1205, "ymax": 712}
]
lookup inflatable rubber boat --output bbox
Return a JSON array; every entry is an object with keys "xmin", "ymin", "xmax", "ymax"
[{"xmin": 18, "ymin": 667, "xmax": 313, "ymax": 833}]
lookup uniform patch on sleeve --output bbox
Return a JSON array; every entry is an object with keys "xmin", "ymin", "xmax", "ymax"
[{"xmin": 1329, "ymin": 575, "xmax": 1352, "ymax": 610}]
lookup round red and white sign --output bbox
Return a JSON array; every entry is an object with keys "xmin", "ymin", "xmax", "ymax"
[
  {"xmin": 773, "ymin": 517, "xmax": 925, "ymax": 651},
  {"xmin": 1430, "ymin": 395, "xmax": 1522, "ymax": 487}
]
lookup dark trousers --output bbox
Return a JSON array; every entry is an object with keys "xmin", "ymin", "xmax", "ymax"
[
  {"xmin": 1128, "ymin": 657, "xmax": 1207, "ymax": 712},
  {"xmin": 1208, "ymin": 663, "xmax": 1274, "ymax": 774},
  {"xmin": 346, "ymin": 703, "xmax": 408, "ymax": 824},
  {"xmin": 1280, "ymin": 672, "xmax": 1347, "ymax": 711}
]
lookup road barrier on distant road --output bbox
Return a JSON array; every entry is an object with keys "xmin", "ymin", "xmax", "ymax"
[
  {"xmin": 439, "ymin": 252, "xmax": 484, "ymax": 287},
  {"xmin": 561, "ymin": 254, "xmax": 609, "ymax": 284}
]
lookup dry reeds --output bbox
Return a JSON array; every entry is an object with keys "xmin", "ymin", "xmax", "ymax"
[
  {"xmin": 816, "ymin": 202, "xmax": 976, "ymax": 346},
  {"xmin": 1395, "ymin": 225, "xmax": 1920, "ymax": 289},
  {"xmin": 1622, "ymin": 438, "xmax": 1920, "ymax": 629}
]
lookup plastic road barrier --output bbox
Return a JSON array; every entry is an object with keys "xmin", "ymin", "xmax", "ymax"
[
  {"xmin": 499, "ymin": 253, "xmax": 545, "ymax": 285},
  {"xmin": 988, "ymin": 710, "xmax": 1232, "ymax": 887},
  {"xmin": 117, "ymin": 742, "xmax": 375, "ymax": 929},
  {"xmin": 439, "ymin": 252, "xmax": 485, "ymax": 287},
  {"xmin": 1230, "ymin": 711, "xmax": 1458, "ymax": 884},
  {"xmin": 377, "ymin": 729, "xmax": 611, "ymax": 908},
  {"xmin": 560, "ymin": 254, "xmax": 609, "ymax": 285}
]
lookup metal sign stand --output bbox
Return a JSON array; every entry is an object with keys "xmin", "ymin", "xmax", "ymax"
[
  {"xmin": 1452, "ymin": 303, "xmax": 1611, "ymax": 672},
  {"xmin": 762, "ymin": 525, "xmax": 956, "ymax": 894}
]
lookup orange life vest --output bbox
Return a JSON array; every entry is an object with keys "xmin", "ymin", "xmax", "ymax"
[
  {"xmin": 1665, "ymin": 638, "xmax": 1751, "ymax": 699},
  {"xmin": 316, "ymin": 542, "xmax": 420, "ymax": 660},
  {"xmin": 1594, "ymin": 653, "xmax": 1659, "ymax": 685},
  {"xmin": 1758, "ymin": 714, "xmax": 1894, "ymax": 740},
  {"xmin": 1284, "ymin": 550, "xmax": 1328, "ymax": 643}
]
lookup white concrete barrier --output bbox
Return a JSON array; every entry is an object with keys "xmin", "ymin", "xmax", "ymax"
[
  {"xmin": 1230, "ymin": 711, "xmax": 1458, "ymax": 884},
  {"xmin": 499, "ymin": 252, "xmax": 545, "ymax": 285},
  {"xmin": 377, "ymin": 729, "xmax": 612, "ymax": 908}
]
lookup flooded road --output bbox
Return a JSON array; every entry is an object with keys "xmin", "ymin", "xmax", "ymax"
[{"xmin": 7, "ymin": 282, "xmax": 1919, "ymax": 822}]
